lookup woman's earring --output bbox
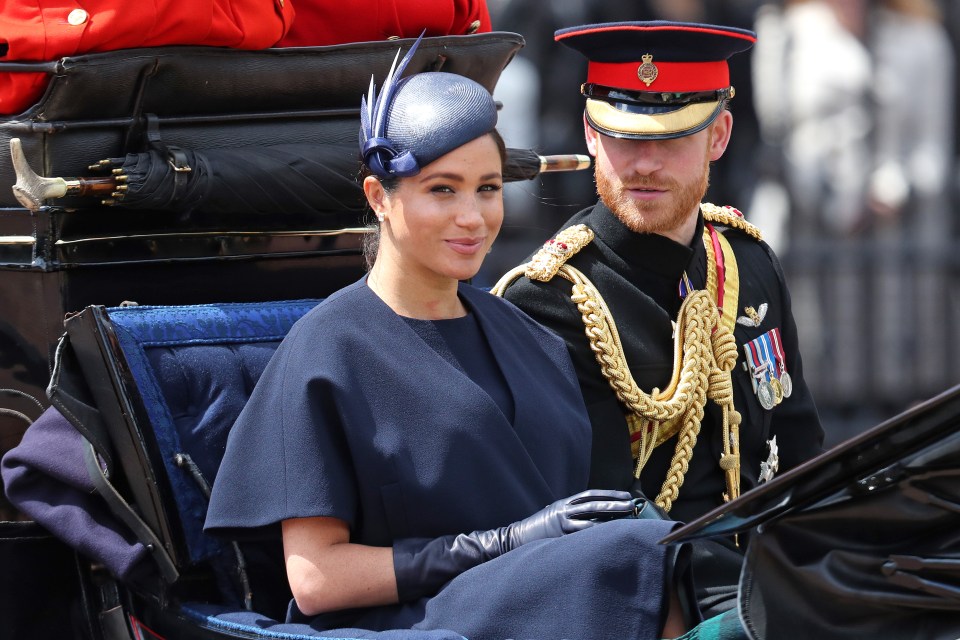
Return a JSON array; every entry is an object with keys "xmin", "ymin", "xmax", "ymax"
[{"xmin": 376, "ymin": 211, "xmax": 385, "ymax": 223}]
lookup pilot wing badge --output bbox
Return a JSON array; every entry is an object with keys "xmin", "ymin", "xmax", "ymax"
[{"xmin": 737, "ymin": 303, "xmax": 767, "ymax": 328}]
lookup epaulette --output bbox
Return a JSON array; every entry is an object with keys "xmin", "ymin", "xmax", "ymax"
[
  {"xmin": 524, "ymin": 224, "xmax": 594, "ymax": 282},
  {"xmin": 700, "ymin": 202, "xmax": 763, "ymax": 241}
]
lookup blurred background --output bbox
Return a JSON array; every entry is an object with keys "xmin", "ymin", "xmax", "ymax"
[{"xmin": 481, "ymin": 0, "xmax": 960, "ymax": 448}]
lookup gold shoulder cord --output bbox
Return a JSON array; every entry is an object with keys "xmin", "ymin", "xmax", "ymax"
[{"xmin": 492, "ymin": 205, "xmax": 761, "ymax": 512}]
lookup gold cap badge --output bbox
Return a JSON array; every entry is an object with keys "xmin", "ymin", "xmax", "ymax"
[{"xmin": 638, "ymin": 54, "xmax": 658, "ymax": 87}]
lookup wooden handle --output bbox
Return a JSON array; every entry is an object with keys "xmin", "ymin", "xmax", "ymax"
[{"xmin": 539, "ymin": 154, "xmax": 592, "ymax": 173}]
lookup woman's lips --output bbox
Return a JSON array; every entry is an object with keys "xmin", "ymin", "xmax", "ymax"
[{"xmin": 445, "ymin": 237, "xmax": 485, "ymax": 255}]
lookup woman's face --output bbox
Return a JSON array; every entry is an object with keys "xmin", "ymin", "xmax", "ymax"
[{"xmin": 368, "ymin": 134, "xmax": 504, "ymax": 286}]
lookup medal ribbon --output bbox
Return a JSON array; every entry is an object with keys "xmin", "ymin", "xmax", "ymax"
[
  {"xmin": 759, "ymin": 332, "xmax": 779, "ymax": 381},
  {"xmin": 743, "ymin": 343, "xmax": 760, "ymax": 392},
  {"xmin": 746, "ymin": 339, "xmax": 770, "ymax": 383},
  {"xmin": 770, "ymin": 327, "xmax": 787, "ymax": 374},
  {"xmin": 679, "ymin": 222, "xmax": 739, "ymax": 335},
  {"xmin": 746, "ymin": 330, "xmax": 793, "ymax": 410}
]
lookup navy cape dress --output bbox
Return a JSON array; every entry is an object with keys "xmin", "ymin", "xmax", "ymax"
[{"xmin": 205, "ymin": 278, "xmax": 677, "ymax": 639}]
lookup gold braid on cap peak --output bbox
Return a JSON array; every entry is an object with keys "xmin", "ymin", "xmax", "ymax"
[{"xmin": 491, "ymin": 220, "xmax": 742, "ymax": 513}]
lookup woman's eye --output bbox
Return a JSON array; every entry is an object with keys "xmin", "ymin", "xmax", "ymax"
[
  {"xmin": 479, "ymin": 184, "xmax": 503, "ymax": 193},
  {"xmin": 430, "ymin": 184, "xmax": 454, "ymax": 194}
]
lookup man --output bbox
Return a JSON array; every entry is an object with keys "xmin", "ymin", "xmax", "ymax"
[{"xmin": 496, "ymin": 21, "xmax": 824, "ymax": 617}]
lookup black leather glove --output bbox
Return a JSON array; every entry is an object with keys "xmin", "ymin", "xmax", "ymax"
[{"xmin": 393, "ymin": 489, "xmax": 635, "ymax": 601}]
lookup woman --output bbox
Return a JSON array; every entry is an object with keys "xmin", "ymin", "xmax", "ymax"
[{"xmin": 204, "ymin": 37, "xmax": 693, "ymax": 639}]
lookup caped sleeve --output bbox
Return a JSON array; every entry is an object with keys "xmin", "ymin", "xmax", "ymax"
[
  {"xmin": 501, "ymin": 275, "xmax": 635, "ymax": 488},
  {"xmin": 204, "ymin": 310, "xmax": 358, "ymax": 540}
]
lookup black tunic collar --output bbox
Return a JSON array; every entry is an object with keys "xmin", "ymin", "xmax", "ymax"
[{"xmin": 586, "ymin": 200, "xmax": 706, "ymax": 283}]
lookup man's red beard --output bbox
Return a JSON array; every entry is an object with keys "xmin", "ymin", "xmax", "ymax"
[{"xmin": 596, "ymin": 152, "xmax": 711, "ymax": 237}]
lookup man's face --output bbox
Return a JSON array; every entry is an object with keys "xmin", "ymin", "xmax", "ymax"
[{"xmin": 585, "ymin": 111, "xmax": 732, "ymax": 243}]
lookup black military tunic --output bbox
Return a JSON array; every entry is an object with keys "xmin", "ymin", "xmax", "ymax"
[{"xmin": 503, "ymin": 200, "xmax": 824, "ymax": 615}]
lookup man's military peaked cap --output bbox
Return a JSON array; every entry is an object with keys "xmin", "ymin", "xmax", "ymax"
[{"xmin": 555, "ymin": 21, "xmax": 756, "ymax": 140}]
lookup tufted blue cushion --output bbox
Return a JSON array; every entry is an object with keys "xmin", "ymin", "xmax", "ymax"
[
  {"xmin": 183, "ymin": 604, "xmax": 467, "ymax": 639},
  {"xmin": 106, "ymin": 300, "xmax": 321, "ymax": 563}
]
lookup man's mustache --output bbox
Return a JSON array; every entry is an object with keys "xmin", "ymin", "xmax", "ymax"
[{"xmin": 619, "ymin": 178, "xmax": 674, "ymax": 191}]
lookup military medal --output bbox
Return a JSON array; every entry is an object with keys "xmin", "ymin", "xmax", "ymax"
[
  {"xmin": 744, "ymin": 330, "xmax": 786, "ymax": 410},
  {"xmin": 769, "ymin": 327, "xmax": 793, "ymax": 398},
  {"xmin": 780, "ymin": 371, "xmax": 793, "ymax": 398},
  {"xmin": 756, "ymin": 379, "xmax": 776, "ymax": 410},
  {"xmin": 769, "ymin": 377, "xmax": 784, "ymax": 404}
]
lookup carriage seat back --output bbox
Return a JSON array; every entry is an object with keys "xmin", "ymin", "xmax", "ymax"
[
  {"xmin": 58, "ymin": 298, "xmax": 477, "ymax": 637},
  {"xmin": 64, "ymin": 300, "xmax": 321, "ymax": 583}
]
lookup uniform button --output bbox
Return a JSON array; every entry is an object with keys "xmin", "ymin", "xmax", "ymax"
[
  {"xmin": 466, "ymin": 20, "xmax": 481, "ymax": 34},
  {"xmin": 67, "ymin": 8, "xmax": 88, "ymax": 25}
]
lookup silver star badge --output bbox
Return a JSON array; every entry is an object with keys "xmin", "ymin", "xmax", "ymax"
[{"xmin": 758, "ymin": 436, "xmax": 779, "ymax": 483}]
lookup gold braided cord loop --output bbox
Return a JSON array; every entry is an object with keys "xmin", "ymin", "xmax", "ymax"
[
  {"xmin": 490, "ymin": 217, "xmax": 746, "ymax": 512},
  {"xmin": 558, "ymin": 264, "xmax": 741, "ymax": 512},
  {"xmin": 654, "ymin": 367, "xmax": 708, "ymax": 512},
  {"xmin": 489, "ymin": 265, "xmax": 526, "ymax": 297},
  {"xmin": 566, "ymin": 269, "xmax": 695, "ymax": 426},
  {"xmin": 652, "ymin": 297, "xmax": 742, "ymax": 511}
]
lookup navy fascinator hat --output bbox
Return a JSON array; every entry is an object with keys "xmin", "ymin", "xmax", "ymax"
[{"xmin": 360, "ymin": 34, "xmax": 499, "ymax": 179}]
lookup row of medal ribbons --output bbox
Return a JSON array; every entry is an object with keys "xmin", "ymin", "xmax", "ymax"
[{"xmin": 744, "ymin": 327, "xmax": 793, "ymax": 410}]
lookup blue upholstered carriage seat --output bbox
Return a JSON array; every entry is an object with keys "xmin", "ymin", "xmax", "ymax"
[
  {"xmin": 109, "ymin": 300, "xmax": 322, "ymax": 566},
  {"xmin": 105, "ymin": 300, "xmax": 467, "ymax": 640}
]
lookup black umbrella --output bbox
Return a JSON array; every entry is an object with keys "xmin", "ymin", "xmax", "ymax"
[
  {"xmin": 10, "ymin": 138, "xmax": 590, "ymax": 214},
  {"xmin": 97, "ymin": 143, "xmax": 366, "ymax": 216}
]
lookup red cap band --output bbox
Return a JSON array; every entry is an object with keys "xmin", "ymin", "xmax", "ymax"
[{"xmin": 587, "ymin": 60, "xmax": 729, "ymax": 93}]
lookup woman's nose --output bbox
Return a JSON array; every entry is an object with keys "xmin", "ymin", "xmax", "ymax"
[{"xmin": 455, "ymin": 195, "xmax": 485, "ymax": 227}]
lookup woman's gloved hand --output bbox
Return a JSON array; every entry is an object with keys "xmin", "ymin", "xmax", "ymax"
[
  {"xmin": 496, "ymin": 488, "xmax": 637, "ymax": 545},
  {"xmin": 394, "ymin": 489, "xmax": 635, "ymax": 601}
]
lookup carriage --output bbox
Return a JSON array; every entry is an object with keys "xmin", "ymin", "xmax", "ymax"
[
  {"xmin": 0, "ymin": 33, "xmax": 522, "ymax": 639},
  {"xmin": 0, "ymin": 31, "xmax": 958, "ymax": 640}
]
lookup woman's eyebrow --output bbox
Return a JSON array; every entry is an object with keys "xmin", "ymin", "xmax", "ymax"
[
  {"xmin": 418, "ymin": 171, "xmax": 465, "ymax": 183},
  {"xmin": 417, "ymin": 170, "xmax": 502, "ymax": 184}
]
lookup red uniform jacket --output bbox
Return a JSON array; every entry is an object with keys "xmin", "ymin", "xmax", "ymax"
[
  {"xmin": 0, "ymin": 0, "xmax": 294, "ymax": 115},
  {"xmin": 0, "ymin": 0, "xmax": 492, "ymax": 116},
  {"xmin": 277, "ymin": 0, "xmax": 491, "ymax": 47}
]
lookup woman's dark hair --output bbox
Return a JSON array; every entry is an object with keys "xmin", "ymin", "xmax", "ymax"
[{"xmin": 360, "ymin": 129, "xmax": 507, "ymax": 270}]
